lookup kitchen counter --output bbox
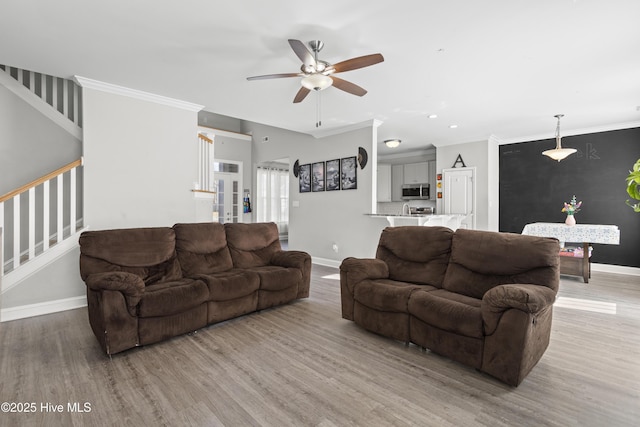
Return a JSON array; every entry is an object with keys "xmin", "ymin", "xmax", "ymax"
[{"xmin": 367, "ymin": 213, "xmax": 467, "ymax": 230}]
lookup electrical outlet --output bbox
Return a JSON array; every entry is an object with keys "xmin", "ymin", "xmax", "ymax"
[{"xmin": 332, "ymin": 243, "xmax": 339, "ymax": 253}]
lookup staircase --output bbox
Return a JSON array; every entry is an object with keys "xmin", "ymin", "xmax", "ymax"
[{"xmin": 1, "ymin": 65, "xmax": 85, "ymax": 319}]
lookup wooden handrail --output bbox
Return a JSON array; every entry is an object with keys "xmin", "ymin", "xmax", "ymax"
[
  {"xmin": 198, "ymin": 133, "xmax": 213, "ymax": 144},
  {"xmin": 0, "ymin": 158, "xmax": 83, "ymax": 203}
]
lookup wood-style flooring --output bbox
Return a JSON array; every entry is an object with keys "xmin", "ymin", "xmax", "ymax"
[{"xmin": 1, "ymin": 265, "xmax": 639, "ymax": 426}]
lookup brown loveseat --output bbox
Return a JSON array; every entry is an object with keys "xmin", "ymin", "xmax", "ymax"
[
  {"xmin": 79, "ymin": 222, "xmax": 311, "ymax": 355},
  {"xmin": 340, "ymin": 226, "xmax": 559, "ymax": 386}
]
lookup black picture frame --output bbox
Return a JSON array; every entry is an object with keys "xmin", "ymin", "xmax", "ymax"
[
  {"xmin": 326, "ymin": 159, "xmax": 340, "ymax": 191},
  {"xmin": 299, "ymin": 163, "xmax": 311, "ymax": 193},
  {"xmin": 341, "ymin": 156, "xmax": 357, "ymax": 190},
  {"xmin": 312, "ymin": 162, "xmax": 325, "ymax": 192}
]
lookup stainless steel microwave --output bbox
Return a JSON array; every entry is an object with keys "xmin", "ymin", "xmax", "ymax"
[{"xmin": 402, "ymin": 183, "xmax": 430, "ymax": 200}]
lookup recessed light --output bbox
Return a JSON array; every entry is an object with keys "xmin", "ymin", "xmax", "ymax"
[
  {"xmin": 428, "ymin": 114, "xmax": 438, "ymax": 119},
  {"xmin": 449, "ymin": 124, "xmax": 458, "ymax": 129}
]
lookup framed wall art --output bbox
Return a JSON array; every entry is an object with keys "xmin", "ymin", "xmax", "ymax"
[
  {"xmin": 298, "ymin": 163, "xmax": 311, "ymax": 193},
  {"xmin": 312, "ymin": 162, "xmax": 325, "ymax": 192},
  {"xmin": 326, "ymin": 159, "xmax": 340, "ymax": 191},
  {"xmin": 341, "ymin": 156, "xmax": 357, "ymax": 190}
]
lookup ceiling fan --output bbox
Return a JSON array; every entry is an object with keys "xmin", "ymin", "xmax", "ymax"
[{"xmin": 247, "ymin": 39, "xmax": 384, "ymax": 104}]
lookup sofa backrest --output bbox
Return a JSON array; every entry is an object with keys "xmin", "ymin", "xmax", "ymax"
[
  {"xmin": 376, "ymin": 226, "xmax": 453, "ymax": 287},
  {"xmin": 225, "ymin": 222, "xmax": 281, "ymax": 268},
  {"xmin": 79, "ymin": 227, "xmax": 181, "ymax": 285},
  {"xmin": 173, "ymin": 222, "xmax": 234, "ymax": 275},
  {"xmin": 443, "ymin": 229, "xmax": 560, "ymax": 299}
]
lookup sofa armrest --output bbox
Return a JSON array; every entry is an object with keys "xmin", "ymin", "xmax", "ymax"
[
  {"xmin": 482, "ymin": 284, "xmax": 557, "ymax": 335},
  {"xmin": 271, "ymin": 250, "xmax": 312, "ymax": 299},
  {"xmin": 271, "ymin": 250, "xmax": 311, "ymax": 269},
  {"xmin": 85, "ymin": 272, "xmax": 145, "ymax": 313},
  {"xmin": 340, "ymin": 257, "xmax": 389, "ymax": 288},
  {"xmin": 339, "ymin": 258, "xmax": 389, "ymax": 321}
]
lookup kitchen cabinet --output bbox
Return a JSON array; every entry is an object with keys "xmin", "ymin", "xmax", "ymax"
[
  {"xmin": 391, "ymin": 164, "xmax": 404, "ymax": 201},
  {"xmin": 377, "ymin": 164, "xmax": 392, "ymax": 202},
  {"xmin": 403, "ymin": 162, "xmax": 429, "ymax": 184}
]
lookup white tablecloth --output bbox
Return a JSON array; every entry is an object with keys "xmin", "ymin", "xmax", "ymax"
[{"xmin": 521, "ymin": 222, "xmax": 620, "ymax": 245}]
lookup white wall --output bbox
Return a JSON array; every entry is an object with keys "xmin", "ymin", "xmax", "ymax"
[
  {"xmin": 245, "ymin": 120, "xmax": 384, "ymax": 263},
  {"xmin": 82, "ymin": 86, "xmax": 201, "ymax": 229}
]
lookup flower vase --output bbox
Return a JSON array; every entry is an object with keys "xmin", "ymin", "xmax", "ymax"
[{"xmin": 565, "ymin": 214, "xmax": 576, "ymax": 226}]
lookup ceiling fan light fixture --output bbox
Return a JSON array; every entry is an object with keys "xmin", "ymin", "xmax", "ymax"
[
  {"xmin": 301, "ymin": 74, "xmax": 333, "ymax": 91},
  {"xmin": 384, "ymin": 139, "xmax": 401, "ymax": 148},
  {"xmin": 542, "ymin": 114, "xmax": 577, "ymax": 162}
]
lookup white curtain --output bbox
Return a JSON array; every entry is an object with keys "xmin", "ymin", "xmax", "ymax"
[{"xmin": 256, "ymin": 167, "xmax": 289, "ymax": 236}]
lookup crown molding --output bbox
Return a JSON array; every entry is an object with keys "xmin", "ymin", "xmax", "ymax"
[
  {"xmin": 73, "ymin": 76, "xmax": 204, "ymax": 112},
  {"xmin": 309, "ymin": 119, "xmax": 383, "ymax": 139}
]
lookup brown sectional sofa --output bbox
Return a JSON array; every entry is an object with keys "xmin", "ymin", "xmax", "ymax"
[
  {"xmin": 340, "ymin": 226, "xmax": 560, "ymax": 386},
  {"xmin": 79, "ymin": 222, "xmax": 311, "ymax": 355}
]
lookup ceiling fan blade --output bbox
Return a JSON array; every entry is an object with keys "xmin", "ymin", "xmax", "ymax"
[
  {"xmin": 288, "ymin": 39, "xmax": 316, "ymax": 68},
  {"xmin": 247, "ymin": 73, "xmax": 300, "ymax": 81},
  {"xmin": 331, "ymin": 76, "xmax": 367, "ymax": 96},
  {"xmin": 293, "ymin": 86, "xmax": 311, "ymax": 103},
  {"xmin": 332, "ymin": 53, "xmax": 384, "ymax": 73}
]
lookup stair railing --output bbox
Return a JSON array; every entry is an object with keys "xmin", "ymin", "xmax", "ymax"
[{"xmin": 0, "ymin": 158, "xmax": 83, "ymax": 276}]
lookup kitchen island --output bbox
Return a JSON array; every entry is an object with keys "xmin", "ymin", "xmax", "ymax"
[{"xmin": 367, "ymin": 213, "xmax": 468, "ymax": 230}]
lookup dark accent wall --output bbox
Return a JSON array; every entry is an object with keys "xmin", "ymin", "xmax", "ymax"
[{"xmin": 499, "ymin": 127, "xmax": 640, "ymax": 268}]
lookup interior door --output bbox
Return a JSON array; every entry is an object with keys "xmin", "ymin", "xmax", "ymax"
[
  {"xmin": 443, "ymin": 167, "xmax": 476, "ymax": 229},
  {"xmin": 212, "ymin": 161, "xmax": 242, "ymax": 224}
]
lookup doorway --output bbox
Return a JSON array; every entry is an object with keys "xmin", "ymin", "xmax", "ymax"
[
  {"xmin": 442, "ymin": 167, "xmax": 476, "ymax": 229},
  {"xmin": 212, "ymin": 160, "xmax": 242, "ymax": 224}
]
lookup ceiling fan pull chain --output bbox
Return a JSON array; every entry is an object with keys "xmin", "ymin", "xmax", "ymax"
[{"xmin": 316, "ymin": 90, "xmax": 322, "ymax": 127}]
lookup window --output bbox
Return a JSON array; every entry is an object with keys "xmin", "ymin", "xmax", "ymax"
[{"xmin": 256, "ymin": 167, "xmax": 289, "ymax": 235}]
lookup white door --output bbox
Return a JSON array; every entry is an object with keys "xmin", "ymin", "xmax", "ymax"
[
  {"xmin": 212, "ymin": 161, "xmax": 242, "ymax": 224},
  {"xmin": 443, "ymin": 167, "xmax": 476, "ymax": 229}
]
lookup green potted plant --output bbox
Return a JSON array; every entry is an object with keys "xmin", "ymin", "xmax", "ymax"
[{"xmin": 626, "ymin": 159, "xmax": 640, "ymax": 212}]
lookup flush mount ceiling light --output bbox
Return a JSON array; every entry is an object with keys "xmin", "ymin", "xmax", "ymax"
[
  {"xmin": 542, "ymin": 114, "xmax": 577, "ymax": 162},
  {"xmin": 384, "ymin": 139, "xmax": 401, "ymax": 148}
]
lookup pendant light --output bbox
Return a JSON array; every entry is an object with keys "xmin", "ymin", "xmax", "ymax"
[{"xmin": 542, "ymin": 114, "xmax": 576, "ymax": 162}]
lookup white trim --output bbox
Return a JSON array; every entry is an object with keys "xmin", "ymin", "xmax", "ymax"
[
  {"xmin": 198, "ymin": 126, "xmax": 252, "ymax": 141},
  {"xmin": 1, "ymin": 228, "xmax": 86, "ymax": 294},
  {"xmin": 0, "ymin": 295, "xmax": 86, "ymax": 323},
  {"xmin": 592, "ymin": 263, "xmax": 640, "ymax": 277},
  {"xmin": 73, "ymin": 75, "xmax": 204, "ymax": 112},
  {"xmin": 309, "ymin": 119, "xmax": 383, "ymax": 139},
  {"xmin": 0, "ymin": 69, "xmax": 82, "ymax": 140},
  {"xmin": 312, "ymin": 257, "xmax": 341, "ymax": 269}
]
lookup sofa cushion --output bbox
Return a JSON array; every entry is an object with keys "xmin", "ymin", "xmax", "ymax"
[
  {"xmin": 138, "ymin": 279, "xmax": 209, "ymax": 317},
  {"xmin": 408, "ymin": 289, "xmax": 483, "ymax": 338},
  {"xmin": 247, "ymin": 266, "xmax": 302, "ymax": 291},
  {"xmin": 443, "ymin": 229, "xmax": 560, "ymax": 299},
  {"xmin": 354, "ymin": 279, "xmax": 431, "ymax": 312},
  {"xmin": 195, "ymin": 270, "xmax": 260, "ymax": 301},
  {"xmin": 225, "ymin": 222, "xmax": 281, "ymax": 268},
  {"xmin": 376, "ymin": 226, "xmax": 453, "ymax": 287},
  {"xmin": 174, "ymin": 222, "xmax": 234, "ymax": 275},
  {"xmin": 79, "ymin": 227, "xmax": 182, "ymax": 285}
]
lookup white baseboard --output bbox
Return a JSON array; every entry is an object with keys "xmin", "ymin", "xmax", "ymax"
[
  {"xmin": 592, "ymin": 263, "xmax": 640, "ymax": 276},
  {"xmin": 312, "ymin": 257, "xmax": 341, "ymax": 269},
  {"xmin": 0, "ymin": 295, "xmax": 86, "ymax": 323}
]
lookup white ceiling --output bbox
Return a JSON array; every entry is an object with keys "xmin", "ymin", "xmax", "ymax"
[{"xmin": 2, "ymin": 0, "xmax": 639, "ymax": 155}]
